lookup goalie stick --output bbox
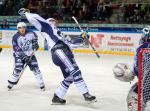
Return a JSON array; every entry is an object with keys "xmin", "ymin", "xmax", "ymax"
[{"xmin": 72, "ymin": 16, "xmax": 100, "ymax": 58}]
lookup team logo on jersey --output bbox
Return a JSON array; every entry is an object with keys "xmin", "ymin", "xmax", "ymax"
[{"xmin": 21, "ymin": 40, "xmax": 31, "ymax": 51}]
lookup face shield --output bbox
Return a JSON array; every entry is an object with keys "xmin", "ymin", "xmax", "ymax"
[{"xmin": 140, "ymin": 27, "xmax": 150, "ymax": 45}]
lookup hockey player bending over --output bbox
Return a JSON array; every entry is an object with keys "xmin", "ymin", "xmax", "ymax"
[
  {"xmin": 18, "ymin": 8, "xmax": 96, "ymax": 104},
  {"xmin": 8, "ymin": 22, "xmax": 45, "ymax": 91},
  {"xmin": 113, "ymin": 27, "xmax": 150, "ymax": 111}
]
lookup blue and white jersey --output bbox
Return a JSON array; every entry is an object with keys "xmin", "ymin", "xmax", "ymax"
[
  {"xmin": 25, "ymin": 12, "xmax": 83, "ymax": 49},
  {"xmin": 57, "ymin": 31, "xmax": 84, "ymax": 49},
  {"xmin": 134, "ymin": 43, "xmax": 150, "ymax": 76},
  {"xmin": 12, "ymin": 30, "xmax": 37, "ymax": 57}
]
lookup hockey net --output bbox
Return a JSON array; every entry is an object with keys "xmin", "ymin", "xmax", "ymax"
[{"xmin": 138, "ymin": 48, "xmax": 150, "ymax": 111}]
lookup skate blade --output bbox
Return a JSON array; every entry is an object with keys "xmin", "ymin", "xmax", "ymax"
[
  {"xmin": 40, "ymin": 88, "xmax": 46, "ymax": 91},
  {"xmin": 8, "ymin": 88, "xmax": 12, "ymax": 91},
  {"xmin": 8, "ymin": 87, "xmax": 13, "ymax": 91},
  {"xmin": 51, "ymin": 102, "xmax": 66, "ymax": 105},
  {"xmin": 86, "ymin": 99, "xmax": 97, "ymax": 104}
]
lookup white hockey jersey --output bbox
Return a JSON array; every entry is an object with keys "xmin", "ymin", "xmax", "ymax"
[
  {"xmin": 25, "ymin": 12, "xmax": 83, "ymax": 50},
  {"xmin": 12, "ymin": 30, "xmax": 37, "ymax": 56}
]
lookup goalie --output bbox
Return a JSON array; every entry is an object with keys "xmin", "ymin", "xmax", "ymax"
[{"xmin": 113, "ymin": 26, "xmax": 150, "ymax": 111}]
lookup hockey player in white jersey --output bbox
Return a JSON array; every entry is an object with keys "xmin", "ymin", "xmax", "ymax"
[
  {"xmin": 113, "ymin": 26, "xmax": 150, "ymax": 111},
  {"xmin": 18, "ymin": 8, "xmax": 96, "ymax": 104},
  {"xmin": 8, "ymin": 22, "xmax": 45, "ymax": 91}
]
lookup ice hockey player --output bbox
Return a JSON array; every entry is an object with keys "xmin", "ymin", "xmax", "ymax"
[
  {"xmin": 8, "ymin": 22, "xmax": 45, "ymax": 91},
  {"xmin": 113, "ymin": 26, "xmax": 150, "ymax": 111},
  {"xmin": 18, "ymin": 8, "xmax": 97, "ymax": 104}
]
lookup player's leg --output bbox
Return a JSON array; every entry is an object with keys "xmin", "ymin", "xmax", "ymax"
[
  {"xmin": 126, "ymin": 82, "xmax": 138, "ymax": 111},
  {"xmin": 51, "ymin": 47, "xmax": 96, "ymax": 104},
  {"xmin": 28, "ymin": 55, "xmax": 45, "ymax": 91},
  {"xmin": 52, "ymin": 66, "xmax": 73, "ymax": 104},
  {"xmin": 8, "ymin": 56, "xmax": 25, "ymax": 90}
]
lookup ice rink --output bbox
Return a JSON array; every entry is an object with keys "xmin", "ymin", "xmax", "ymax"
[{"xmin": 0, "ymin": 49, "xmax": 137, "ymax": 111}]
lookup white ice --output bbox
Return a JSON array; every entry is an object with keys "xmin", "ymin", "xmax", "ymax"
[
  {"xmin": 144, "ymin": 101, "xmax": 150, "ymax": 111},
  {"xmin": 0, "ymin": 49, "xmax": 137, "ymax": 111}
]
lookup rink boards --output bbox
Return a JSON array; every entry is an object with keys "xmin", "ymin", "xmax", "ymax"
[{"xmin": 0, "ymin": 29, "xmax": 142, "ymax": 56}]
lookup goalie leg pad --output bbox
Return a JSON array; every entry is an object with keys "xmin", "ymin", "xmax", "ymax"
[{"xmin": 126, "ymin": 82, "xmax": 138, "ymax": 111}]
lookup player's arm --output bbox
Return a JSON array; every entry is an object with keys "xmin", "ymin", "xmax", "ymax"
[
  {"xmin": 62, "ymin": 32, "xmax": 89, "ymax": 48},
  {"xmin": 12, "ymin": 34, "xmax": 24, "ymax": 57},
  {"xmin": 18, "ymin": 8, "xmax": 49, "ymax": 32},
  {"xmin": 25, "ymin": 12, "xmax": 46, "ymax": 31},
  {"xmin": 73, "ymin": 32, "xmax": 89, "ymax": 44},
  {"xmin": 18, "ymin": 8, "xmax": 59, "ymax": 43},
  {"xmin": 12, "ymin": 34, "xmax": 30, "ymax": 63},
  {"xmin": 32, "ymin": 32, "xmax": 39, "ymax": 51}
]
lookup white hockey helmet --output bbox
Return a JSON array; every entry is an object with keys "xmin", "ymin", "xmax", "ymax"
[
  {"xmin": 46, "ymin": 18, "xmax": 57, "ymax": 26},
  {"xmin": 46, "ymin": 18, "xmax": 57, "ymax": 22},
  {"xmin": 17, "ymin": 22, "xmax": 26, "ymax": 29}
]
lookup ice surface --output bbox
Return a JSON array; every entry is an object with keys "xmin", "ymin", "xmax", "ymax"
[{"xmin": 0, "ymin": 49, "xmax": 137, "ymax": 111}]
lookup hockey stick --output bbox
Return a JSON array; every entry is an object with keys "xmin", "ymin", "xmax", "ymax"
[
  {"xmin": 72, "ymin": 16, "xmax": 100, "ymax": 58},
  {"xmin": 17, "ymin": 50, "xmax": 36, "ymax": 81},
  {"xmin": 7, "ymin": 50, "xmax": 36, "ymax": 90}
]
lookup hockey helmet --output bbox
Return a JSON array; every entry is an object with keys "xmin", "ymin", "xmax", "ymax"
[
  {"xmin": 46, "ymin": 18, "xmax": 58, "ymax": 26},
  {"xmin": 17, "ymin": 22, "xmax": 26, "ymax": 29},
  {"xmin": 140, "ymin": 26, "xmax": 150, "ymax": 44}
]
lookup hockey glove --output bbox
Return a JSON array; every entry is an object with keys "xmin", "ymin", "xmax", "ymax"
[
  {"xmin": 32, "ymin": 39, "xmax": 39, "ymax": 50},
  {"xmin": 18, "ymin": 8, "xmax": 30, "ymax": 16},
  {"xmin": 80, "ymin": 32, "xmax": 90, "ymax": 45},
  {"xmin": 81, "ymin": 32, "xmax": 89, "ymax": 39},
  {"xmin": 22, "ymin": 55, "xmax": 32, "ymax": 64}
]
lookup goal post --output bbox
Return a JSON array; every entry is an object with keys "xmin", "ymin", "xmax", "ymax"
[{"xmin": 138, "ymin": 48, "xmax": 150, "ymax": 111}]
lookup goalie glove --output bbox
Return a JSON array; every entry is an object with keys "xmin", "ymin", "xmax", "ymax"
[
  {"xmin": 113, "ymin": 63, "xmax": 135, "ymax": 82},
  {"xmin": 18, "ymin": 8, "xmax": 30, "ymax": 16}
]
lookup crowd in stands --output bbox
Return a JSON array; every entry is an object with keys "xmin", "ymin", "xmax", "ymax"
[
  {"xmin": 123, "ymin": 4, "xmax": 150, "ymax": 23},
  {"xmin": 22, "ymin": 0, "xmax": 113, "ymax": 23},
  {"xmin": 0, "ymin": 0, "xmax": 150, "ymax": 25}
]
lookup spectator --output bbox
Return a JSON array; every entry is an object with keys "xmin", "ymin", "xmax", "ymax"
[
  {"xmin": 0, "ymin": 0, "xmax": 150, "ymax": 24},
  {"xmin": 97, "ymin": 0, "xmax": 105, "ymax": 20},
  {"xmin": 1, "ymin": 19, "xmax": 9, "ymax": 28}
]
